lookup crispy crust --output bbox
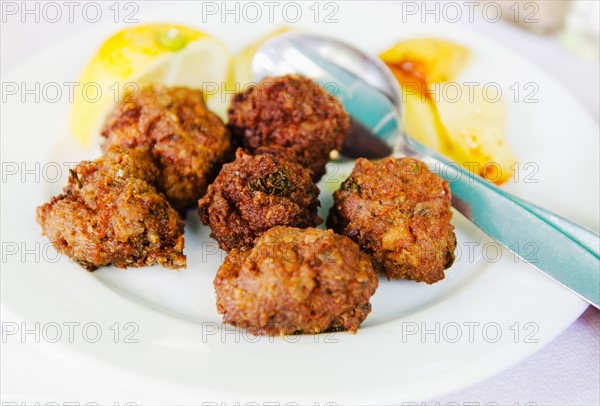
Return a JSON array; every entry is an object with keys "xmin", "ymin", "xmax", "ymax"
[
  {"xmin": 198, "ymin": 146, "xmax": 322, "ymax": 251},
  {"xmin": 102, "ymin": 85, "xmax": 233, "ymax": 210},
  {"xmin": 214, "ymin": 226, "xmax": 378, "ymax": 335},
  {"xmin": 227, "ymin": 74, "xmax": 349, "ymax": 181},
  {"xmin": 36, "ymin": 146, "xmax": 186, "ymax": 271},
  {"xmin": 328, "ymin": 157, "xmax": 456, "ymax": 284}
]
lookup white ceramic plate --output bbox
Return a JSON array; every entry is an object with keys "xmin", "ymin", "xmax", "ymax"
[{"xmin": 2, "ymin": 3, "xmax": 598, "ymax": 404}]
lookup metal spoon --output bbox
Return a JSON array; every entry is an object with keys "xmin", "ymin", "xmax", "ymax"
[{"xmin": 252, "ymin": 32, "xmax": 600, "ymax": 308}]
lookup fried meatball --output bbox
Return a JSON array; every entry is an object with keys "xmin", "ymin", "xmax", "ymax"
[
  {"xmin": 36, "ymin": 146, "xmax": 186, "ymax": 271},
  {"xmin": 198, "ymin": 146, "xmax": 322, "ymax": 251},
  {"xmin": 327, "ymin": 157, "xmax": 456, "ymax": 284},
  {"xmin": 102, "ymin": 84, "xmax": 233, "ymax": 210},
  {"xmin": 214, "ymin": 226, "xmax": 378, "ymax": 335},
  {"xmin": 228, "ymin": 74, "xmax": 349, "ymax": 181}
]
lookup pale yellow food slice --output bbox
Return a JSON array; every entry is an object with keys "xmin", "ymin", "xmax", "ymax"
[
  {"xmin": 381, "ymin": 37, "xmax": 472, "ymax": 157},
  {"xmin": 435, "ymin": 84, "xmax": 517, "ymax": 184},
  {"xmin": 380, "ymin": 37, "xmax": 471, "ymax": 83},
  {"xmin": 382, "ymin": 38, "xmax": 517, "ymax": 184},
  {"xmin": 402, "ymin": 92, "xmax": 442, "ymax": 151}
]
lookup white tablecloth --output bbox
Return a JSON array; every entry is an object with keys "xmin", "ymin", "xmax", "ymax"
[{"xmin": 1, "ymin": 4, "xmax": 598, "ymax": 405}]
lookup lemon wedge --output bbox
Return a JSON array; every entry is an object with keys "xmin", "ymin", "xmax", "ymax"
[{"xmin": 70, "ymin": 24, "xmax": 230, "ymax": 146}]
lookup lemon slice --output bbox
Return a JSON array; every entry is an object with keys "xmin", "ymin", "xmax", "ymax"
[{"xmin": 70, "ymin": 24, "xmax": 230, "ymax": 146}]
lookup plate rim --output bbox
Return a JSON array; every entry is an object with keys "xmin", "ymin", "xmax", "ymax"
[{"xmin": 1, "ymin": 8, "xmax": 596, "ymax": 402}]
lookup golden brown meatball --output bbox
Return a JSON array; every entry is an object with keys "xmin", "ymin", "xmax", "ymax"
[
  {"xmin": 327, "ymin": 157, "xmax": 456, "ymax": 284},
  {"xmin": 102, "ymin": 84, "xmax": 233, "ymax": 210},
  {"xmin": 227, "ymin": 74, "xmax": 349, "ymax": 181},
  {"xmin": 198, "ymin": 146, "xmax": 322, "ymax": 251},
  {"xmin": 36, "ymin": 146, "xmax": 185, "ymax": 271},
  {"xmin": 214, "ymin": 226, "xmax": 378, "ymax": 335}
]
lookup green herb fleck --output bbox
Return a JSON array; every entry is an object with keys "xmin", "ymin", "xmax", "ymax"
[
  {"xmin": 248, "ymin": 168, "xmax": 293, "ymax": 196},
  {"xmin": 70, "ymin": 169, "xmax": 82, "ymax": 188},
  {"xmin": 341, "ymin": 178, "xmax": 362, "ymax": 196}
]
